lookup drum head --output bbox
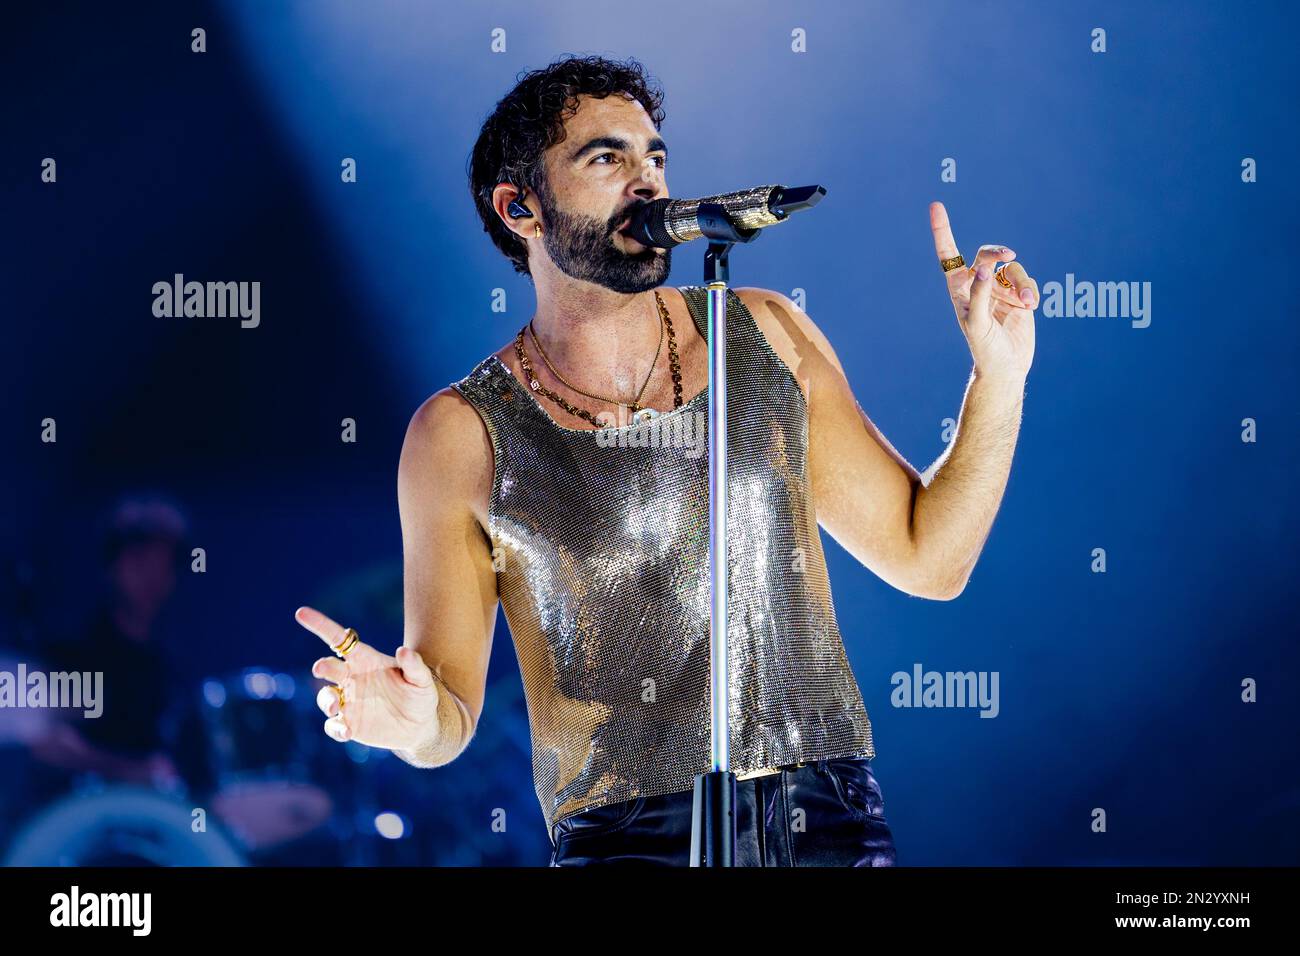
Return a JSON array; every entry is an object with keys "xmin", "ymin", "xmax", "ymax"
[{"xmin": 3, "ymin": 785, "xmax": 246, "ymax": 866}]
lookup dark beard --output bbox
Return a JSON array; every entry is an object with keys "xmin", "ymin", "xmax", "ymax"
[{"xmin": 538, "ymin": 195, "xmax": 672, "ymax": 293}]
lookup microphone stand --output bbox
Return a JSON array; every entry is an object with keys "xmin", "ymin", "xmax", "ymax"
[{"xmin": 688, "ymin": 203, "xmax": 761, "ymax": 867}]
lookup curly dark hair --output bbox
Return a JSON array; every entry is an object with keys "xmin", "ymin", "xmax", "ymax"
[{"xmin": 467, "ymin": 54, "xmax": 666, "ymax": 278}]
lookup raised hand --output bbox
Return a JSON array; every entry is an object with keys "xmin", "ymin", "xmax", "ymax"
[
  {"xmin": 929, "ymin": 201, "xmax": 1037, "ymax": 382},
  {"xmin": 295, "ymin": 605, "xmax": 441, "ymax": 752}
]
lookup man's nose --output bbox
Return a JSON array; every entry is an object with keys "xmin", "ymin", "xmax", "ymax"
[
  {"xmin": 631, "ymin": 172, "xmax": 665, "ymax": 201},
  {"xmin": 631, "ymin": 164, "xmax": 665, "ymax": 196}
]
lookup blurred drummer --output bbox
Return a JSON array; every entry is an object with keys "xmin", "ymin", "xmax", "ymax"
[{"xmin": 28, "ymin": 495, "xmax": 190, "ymax": 792}]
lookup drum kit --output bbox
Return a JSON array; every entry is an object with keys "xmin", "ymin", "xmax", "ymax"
[
  {"xmin": 3, "ymin": 665, "xmax": 375, "ymax": 867},
  {"xmin": 0, "ymin": 538, "xmax": 549, "ymax": 865},
  {"xmin": 2, "ymin": 586, "xmax": 548, "ymax": 867}
]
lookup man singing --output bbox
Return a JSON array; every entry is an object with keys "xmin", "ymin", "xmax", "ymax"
[{"xmin": 295, "ymin": 54, "xmax": 1037, "ymax": 866}]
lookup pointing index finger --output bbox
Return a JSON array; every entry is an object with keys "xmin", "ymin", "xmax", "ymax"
[
  {"xmin": 930, "ymin": 201, "xmax": 960, "ymax": 261},
  {"xmin": 295, "ymin": 605, "xmax": 348, "ymax": 650}
]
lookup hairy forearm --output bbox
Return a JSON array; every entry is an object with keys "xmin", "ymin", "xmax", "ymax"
[
  {"xmin": 911, "ymin": 365, "xmax": 1026, "ymax": 597},
  {"xmin": 393, "ymin": 672, "xmax": 475, "ymax": 769}
]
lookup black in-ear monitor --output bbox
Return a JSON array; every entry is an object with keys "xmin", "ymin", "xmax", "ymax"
[{"xmin": 507, "ymin": 185, "xmax": 533, "ymax": 219}]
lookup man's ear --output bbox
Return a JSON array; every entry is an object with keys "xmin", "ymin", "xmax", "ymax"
[{"xmin": 506, "ymin": 185, "xmax": 533, "ymax": 220}]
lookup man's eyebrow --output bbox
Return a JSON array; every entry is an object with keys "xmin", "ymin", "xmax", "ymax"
[{"xmin": 571, "ymin": 135, "xmax": 670, "ymax": 162}]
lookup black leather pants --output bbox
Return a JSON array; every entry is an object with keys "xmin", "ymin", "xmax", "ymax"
[{"xmin": 549, "ymin": 757, "xmax": 897, "ymax": 866}]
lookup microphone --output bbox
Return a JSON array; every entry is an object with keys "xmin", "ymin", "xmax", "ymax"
[{"xmin": 621, "ymin": 184, "xmax": 826, "ymax": 249}]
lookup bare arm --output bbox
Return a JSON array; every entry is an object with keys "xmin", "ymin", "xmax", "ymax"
[
  {"xmin": 910, "ymin": 368, "xmax": 1024, "ymax": 597},
  {"xmin": 392, "ymin": 387, "xmax": 500, "ymax": 767},
  {"xmin": 738, "ymin": 287, "xmax": 1024, "ymax": 600}
]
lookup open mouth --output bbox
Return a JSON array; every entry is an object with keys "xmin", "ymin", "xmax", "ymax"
[{"xmin": 616, "ymin": 207, "xmax": 645, "ymax": 232}]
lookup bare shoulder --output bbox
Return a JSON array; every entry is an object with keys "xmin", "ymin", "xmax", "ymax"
[
  {"xmin": 400, "ymin": 385, "xmax": 494, "ymax": 536},
  {"xmin": 732, "ymin": 287, "xmax": 846, "ymax": 405}
]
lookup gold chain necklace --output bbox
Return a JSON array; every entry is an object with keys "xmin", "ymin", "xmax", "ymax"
[
  {"xmin": 514, "ymin": 289, "xmax": 683, "ymax": 427},
  {"xmin": 529, "ymin": 303, "xmax": 662, "ymax": 410}
]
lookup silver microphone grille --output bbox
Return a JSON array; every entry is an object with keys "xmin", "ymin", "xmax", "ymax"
[{"xmin": 663, "ymin": 185, "xmax": 785, "ymax": 244}]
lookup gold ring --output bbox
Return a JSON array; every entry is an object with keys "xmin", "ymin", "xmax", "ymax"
[
  {"xmin": 940, "ymin": 254, "xmax": 965, "ymax": 273},
  {"xmin": 331, "ymin": 685, "xmax": 345, "ymax": 710},
  {"xmin": 334, "ymin": 627, "xmax": 360, "ymax": 658},
  {"xmin": 966, "ymin": 263, "xmax": 1017, "ymax": 288}
]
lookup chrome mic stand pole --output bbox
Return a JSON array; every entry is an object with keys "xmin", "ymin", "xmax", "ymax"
[{"xmin": 689, "ymin": 203, "xmax": 760, "ymax": 867}]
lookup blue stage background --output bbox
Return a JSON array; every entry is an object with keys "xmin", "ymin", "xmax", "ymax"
[{"xmin": 3, "ymin": 0, "xmax": 1297, "ymax": 865}]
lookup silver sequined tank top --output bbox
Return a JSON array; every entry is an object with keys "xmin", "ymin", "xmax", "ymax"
[{"xmin": 450, "ymin": 285, "xmax": 875, "ymax": 837}]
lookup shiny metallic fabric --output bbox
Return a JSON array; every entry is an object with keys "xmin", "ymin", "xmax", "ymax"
[
  {"xmin": 661, "ymin": 186, "xmax": 786, "ymax": 244},
  {"xmin": 450, "ymin": 285, "xmax": 875, "ymax": 840}
]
